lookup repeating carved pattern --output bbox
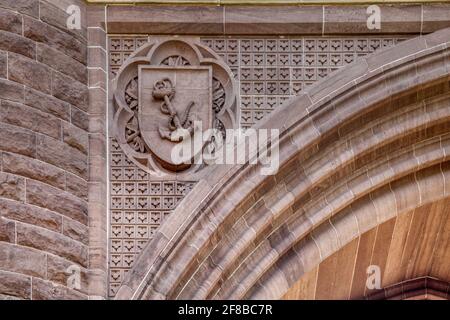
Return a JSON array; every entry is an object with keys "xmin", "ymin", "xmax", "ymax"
[
  {"xmin": 109, "ymin": 138, "xmax": 195, "ymax": 297},
  {"xmin": 107, "ymin": 35, "xmax": 408, "ymax": 297},
  {"xmin": 201, "ymin": 37, "xmax": 408, "ymax": 129}
]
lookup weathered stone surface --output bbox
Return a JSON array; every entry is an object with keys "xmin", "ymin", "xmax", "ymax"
[
  {"xmin": 46, "ymin": 254, "xmax": 88, "ymax": 294},
  {"xmin": 0, "ymin": 8, "xmax": 22, "ymax": 34},
  {"xmin": 0, "ymin": 270, "xmax": 31, "ymax": 299},
  {"xmin": 71, "ymin": 107, "xmax": 89, "ymax": 131},
  {"xmin": 16, "ymin": 223, "xmax": 88, "ymax": 267},
  {"xmin": 66, "ymin": 173, "xmax": 88, "ymax": 201},
  {"xmin": 39, "ymin": 1, "xmax": 86, "ymax": 42},
  {"xmin": 23, "ymin": 16, "xmax": 86, "ymax": 64},
  {"xmin": 0, "ymin": 30, "xmax": 36, "ymax": 59},
  {"xmin": 0, "ymin": 78, "xmax": 24, "ymax": 102},
  {"xmin": 37, "ymin": 43, "xmax": 87, "ymax": 84},
  {"xmin": 0, "ymin": 50, "xmax": 6, "ymax": 78},
  {"xmin": 52, "ymin": 71, "xmax": 88, "ymax": 112},
  {"xmin": 2, "ymin": 152, "xmax": 65, "ymax": 190},
  {"xmin": 0, "ymin": 217, "xmax": 15, "ymax": 243},
  {"xmin": 3, "ymin": 153, "xmax": 65, "ymax": 189},
  {"xmin": 32, "ymin": 278, "xmax": 87, "ymax": 300},
  {"xmin": 26, "ymin": 180, "xmax": 88, "ymax": 226},
  {"xmin": 0, "ymin": 0, "xmax": 39, "ymax": 18},
  {"xmin": 0, "ymin": 123, "xmax": 35, "ymax": 157},
  {"xmin": 0, "ymin": 100, "xmax": 61, "ymax": 139},
  {"xmin": 63, "ymin": 218, "xmax": 89, "ymax": 245},
  {"xmin": 0, "ymin": 198, "xmax": 62, "ymax": 232},
  {"xmin": 36, "ymin": 135, "xmax": 87, "ymax": 179},
  {"xmin": 24, "ymin": 87, "xmax": 70, "ymax": 121},
  {"xmin": 8, "ymin": 53, "xmax": 52, "ymax": 95},
  {"xmin": 0, "ymin": 172, "xmax": 24, "ymax": 201},
  {"xmin": 63, "ymin": 122, "xmax": 88, "ymax": 154},
  {"xmin": 0, "ymin": 242, "xmax": 46, "ymax": 278}
]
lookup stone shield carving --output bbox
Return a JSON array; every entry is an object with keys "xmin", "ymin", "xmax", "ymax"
[{"xmin": 113, "ymin": 39, "xmax": 237, "ymax": 178}]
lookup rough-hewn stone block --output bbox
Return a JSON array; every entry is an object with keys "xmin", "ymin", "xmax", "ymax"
[
  {"xmin": 71, "ymin": 107, "xmax": 89, "ymax": 131},
  {"xmin": 66, "ymin": 173, "xmax": 88, "ymax": 201},
  {"xmin": 46, "ymin": 254, "xmax": 88, "ymax": 294},
  {"xmin": 16, "ymin": 223, "xmax": 88, "ymax": 267},
  {"xmin": 0, "ymin": 242, "xmax": 46, "ymax": 278},
  {"xmin": 37, "ymin": 43, "xmax": 87, "ymax": 84},
  {"xmin": 26, "ymin": 180, "xmax": 88, "ymax": 225},
  {"xmin": 2, "ymin": 152, "xmax": 65, "ymax": 190},
  {"xmin": 0, "ymin": 123, "xmax": 36, "ymax": 157},
  {"xmin": 32, "ymin": 278, "xmax": 86, "ymax": 300},
  {"xmin": 0, "ymin": 100, "xmax": 61, "ymax": 140},
  {"xmin": 0, "ymin": 172, "xmax": 25, "ymax": 201},
  {"xmin": 0, "ymin": 198, "xmax": 62, "ymax": 232},
  {"xmin": 0, "ymin": 78, "xmax": 24, "ymax": 102},
  {"xmin": 24, "ymin": 87, "xmax": 70, "ymax": 121},
  {"xmin": 0, "ymin": 0, "xmax": 39, "ymax": 18},
  {"xmin": 63, "ymin": 218, "xmax": 89, "ymax": 245},
  {"xmin": 0, "ymin": 50, "xmax": 6, "ymax": 78},
  {"xmin": 52, "ymin": 71, "xmax": 88, "ymax": 112},
  {"xmin": 63, "ymin": 122, "xmax": 88, "ymax": 155},
  {"xmin": 0, "ymin": 8, "xmax": 22, "ymax": 34},
  {"xmin": 0, "ymin": 30, "xmax": 36, "ymax": 59},
  {"xmin": 8, "ymin": 53, "xmax": 52, "ymax": 95},
  {"xmin": 0, "ymin": 217, "xmax": 15, "ymax": 243},
  {"xmin": 0, "ymin": 270, "xmax": 31, "ymax": 300},
  {"xmin": 23, "ymin": 16, "xmax": 86, "ymax": 64},
  {"xmin": 36, "ymin": 135, "xmax": 87, "ymax": 179}
]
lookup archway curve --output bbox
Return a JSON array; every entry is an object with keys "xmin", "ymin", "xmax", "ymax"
[{"xmin": 115, "ymin": 28, "xmax": 450, "ymax": 300}]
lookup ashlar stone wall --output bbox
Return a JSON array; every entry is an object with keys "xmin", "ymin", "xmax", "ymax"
[{"xmin": 0, "ymin": 0, "xmax": 90, "ymax": 300}]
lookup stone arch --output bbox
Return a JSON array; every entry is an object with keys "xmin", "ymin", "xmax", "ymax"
[{"xmin": 115, "ymin": 28, "xmax": 450, "ymax": 300}]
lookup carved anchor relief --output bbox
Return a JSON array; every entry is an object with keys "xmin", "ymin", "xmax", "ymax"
[{"xmin": 152, "ymin": 78, "xmax": 198, "ymax": 142}]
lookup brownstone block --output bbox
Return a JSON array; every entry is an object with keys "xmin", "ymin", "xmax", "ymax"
[
  {"xmin": 0, "ymin": 242, "xmax": 46, "ymax": 278},
  {"xmin": 26, "ymin": 180, "xmax": 88, "ymax": 225},
  {"xmin": 8, "ymin": 53, "xmax": 52, "ymax": 94},
  {"xmin": 23, "ymin": 16, "xmax": 86, "ymax": 64},
  {"xmin": 0, "ymin": 217, "xmax": 15, "ymax": 243},
  {"xmin": 0, "ymin": 270, "xmax": 31, "ymax": 300},
  {"xmin": 24, "ymin": 87, "xmax": 70, "ymax": 121},
  {"xmin": 0, "ymin": 30, "xmax": 36, "ymax": 59},
  {"xmin": 16, "ymin": 223, "xmax": 88, "ymax": 267},
  {"xmin": 32, "ymin": 278, "xmax": 87, "ymax": 300},
  {"xmin": 63, "ymin": 122, "xmax": 88, "ymax": 155},
  {"xmin": 88, "ymin": 68, "xmax": 106, "ymax": 90},
  {"xmin": 37, "ymin": 43, "xmax": 87, "ymax": 84},
  {"xmin": 46, "ymin": 254, "xmax": 89, "ymax": 294},
  {"xmin": 0, "ymin": 78, "xmax": 24, "ymax": 102},
  {"xmin": 0, "ymin": 123, "xmax": 36, "ymax": 157},
  {"xmin": 66, "ymin": 173, "xmax": 88, "ymax": 201},
  {"xmin": 88, "ymin": 28, "xmax": 106, "ymax": 48},
  {"xmin": 2, "ymin": 152, "xmax": 65, "ymax": 190},
  {"xmin": 0, "ymin": 100, "xmax": 61, "ymax": 139},
  {"xmin": 0, "ymin": 8, "xmax": 22, "ymax": 34},
  {"xmin": 0, "ymin": 172, "xmax": 24, "ymax": 201},
  {"xmin": 106, "ymin": 5, "xmax": 223, "ymax": 34},
  {"xmin": 88, "ymin": 87, "xmax": 106, "ymax": 115},
  {"xmin": 225, "ymin": 6, "xmax": 322, "ymax": 35},
  {"xmin": 0, "ymin": 198, "xmax": 62, "ymax": 232},
  {"xmin": 71, "ymin": 107, "xmax": 89, "ymax": 131},
  {"xmin": 422, "ymin": 4, "xmax": 450, "ymax": 33},
  {"xmin": 36, "ymin": 135, "xmax": 87, "ymax": 179},
  {"xmin": 52, "ymin": 71, "xmax": 88, "ymax": 112},
  {"xmin": 39, "ymin": 1, "xmax": 86, "ymax": 42},
  {"xmin": 0, "ymin": 50, "xmax": 6, "ymax": 78},
  {"xmin": 63, "ymin": 218, "xmax": 89, "ymax": 245},
  {"xmin": 0, "ymin": 0, "xmax": 39, "ymax": 18}
]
